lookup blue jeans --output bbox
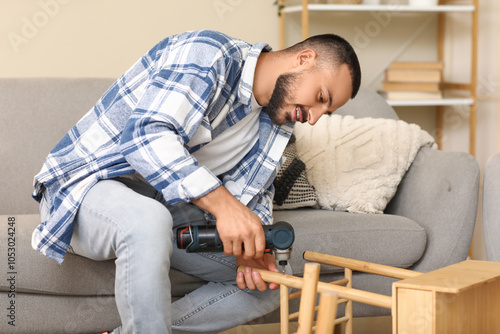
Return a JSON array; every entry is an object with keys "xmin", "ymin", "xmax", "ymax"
[{"xmin": 41, "ymin": 178, "xmax": 281, "ymax": 334}]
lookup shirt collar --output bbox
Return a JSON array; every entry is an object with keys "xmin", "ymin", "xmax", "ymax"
[{"xmin": 239, "ymin": 43, "xmax": 272, "ymax": 106}]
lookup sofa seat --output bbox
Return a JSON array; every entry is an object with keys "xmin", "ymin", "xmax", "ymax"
[
  {"xmin": 275, "ymin": 209, "xmax": 426, "ymax": 275},
  {"xmin": 0, "ymin": 214, "xmax": 205, "ymax": 299},
  {"xmin": 1, "ymin": 211, "xmax": 425, "ymax": 297}
]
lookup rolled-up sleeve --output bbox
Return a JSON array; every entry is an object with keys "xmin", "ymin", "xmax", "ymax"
[
  {"xmin": 119, "ymin": 65, "xmax": 222, "ymax": 204},
  {"xmin": 253, "ymin": 183, "xmax": 275, "ymax": 226}
]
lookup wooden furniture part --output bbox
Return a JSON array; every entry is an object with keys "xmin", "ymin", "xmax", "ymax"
[
  {"xmin": 277, "ymin": 0, "xmax": 478, "ymax": 156},
  {"xmin": 303, "ymin": 251, "xmax": 420, "ymax": 334},
  {"xmin": 239, "ymin": 255, "xmax": 395, "ymax": 334},
  {"xmin": 298, "ymin": 263, "xmax": 321, "ymax": 334},
  {"xmin": 242, "ymin": 252, "xmax": 500, "ymax": 334},
  {"xmin": 238, "ymin": 263, "xmax": 388, "ymax": 333},
  {"xmin": 296, "ymin": 263, "xmax": 340, "ymax": 334},
  {"xmin": 244, "ymin": 262, "xmax": 340, "ymax": 334},
  {"xmin": 315, "ymin": 291, "xmax": 338, "ymax": 334},
  {"xmin": 393, "ymin": 260, "xmax": 500, "ymax": 334}
]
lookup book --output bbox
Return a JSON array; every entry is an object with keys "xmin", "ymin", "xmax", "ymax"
[
  {"xmin": 380, "ymin": 61, "xmax": 444, "ymax": 101},
  {"xmin": 382, "ymin": 81, "xmax": 440, "ymax": 92},
  {"xmin": 378, "ymin": 90, "xmax": 443, "ymax": 100},
  {"xmin": 385, "ymin": 68, "xmax": 441, "ymax": 83},
  {"xmin": 390, "ymin": 62, "xmax": 444, "ymax": 70}
]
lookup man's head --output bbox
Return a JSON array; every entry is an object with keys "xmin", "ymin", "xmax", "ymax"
[{"xmin": 266, "ymin": 34, "xmax": 361, "ymax": 126}]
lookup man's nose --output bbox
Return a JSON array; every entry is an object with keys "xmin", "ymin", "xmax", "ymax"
[{"xmin": 307, "ymin": 105, "xmax": 328, "ymax": 126}]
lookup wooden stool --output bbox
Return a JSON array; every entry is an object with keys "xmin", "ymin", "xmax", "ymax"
[
  {"xmin": 240, "ymin": 252, "xmax": 500, "ymax": 334},
  {"xmin": 293, "ymin": 263, "xmax": 339, "ymax": 334},
  {"xmin": 239, "ymin": 262, "xmax": 339, "ymax": 334}
]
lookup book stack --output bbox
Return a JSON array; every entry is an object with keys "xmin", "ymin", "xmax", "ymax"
[{"xmin": 379, "ymin": 62, "xmax": 443, "ymax": 100}]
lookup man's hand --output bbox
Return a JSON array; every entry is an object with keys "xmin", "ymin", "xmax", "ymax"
[
  {"xmin": 192, "ymin": 186, "xmax": 266, "ymax": 260},
  {"xmin": 236, "ymin": 254, "xmax": 280, "ymax": 291}
]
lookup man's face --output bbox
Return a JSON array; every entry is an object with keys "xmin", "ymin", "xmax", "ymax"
[{"xmin": 266, "ymin": 64, "xmax": 353, "ymax": 126}]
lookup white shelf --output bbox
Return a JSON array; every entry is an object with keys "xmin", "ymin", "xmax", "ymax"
[
  {"xmin": 386, "ymin": 97, "xmax": 474, "ymax": 107},
  {"xmin": 283, "ymin": 4, "xmax": 475, "ymax": 14},
  {"xmin": 279, "ymin": 1, "xmax": 478, "ymax": 154}
]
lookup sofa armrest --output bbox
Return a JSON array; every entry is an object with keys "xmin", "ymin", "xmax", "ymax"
[
  {"xmin": 483, "ymin": 153, "xmax": 500, "ymax": 261},
  {"xmin": 385, "ymin": 147, "xmax": 479, "ymax": 272}
]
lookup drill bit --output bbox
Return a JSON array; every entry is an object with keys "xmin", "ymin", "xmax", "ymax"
[{"xmin": 280, "ymin": 262, "xmax": 286, "ymax": 274}]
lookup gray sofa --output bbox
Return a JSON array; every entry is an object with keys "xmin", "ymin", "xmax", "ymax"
[
  {"xmin": 483, "ymin": 152, "xmax": 500, "ymax": 262},
  {"xmin": 0, "ymin": 78, "xmax": 480, "ymax": 333}
]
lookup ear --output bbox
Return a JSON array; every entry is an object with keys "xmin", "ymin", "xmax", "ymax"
[{"xmin": 293, "ymin": 49, "xmax": 317, "ymax": 68}]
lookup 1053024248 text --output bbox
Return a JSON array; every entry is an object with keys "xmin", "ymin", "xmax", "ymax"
[{"xmin": 6, "ymin": 216, "xmax": 17, "ymax": 327}]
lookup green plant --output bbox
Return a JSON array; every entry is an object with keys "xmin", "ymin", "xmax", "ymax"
[{"xmin": 274, "ymin": 0, "xmax": 285, "ymax": 16}]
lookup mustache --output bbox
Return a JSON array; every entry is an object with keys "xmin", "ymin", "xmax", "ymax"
[{"xmin": 266, "ymin": 71, "xmax": 303, "ymax": 125}]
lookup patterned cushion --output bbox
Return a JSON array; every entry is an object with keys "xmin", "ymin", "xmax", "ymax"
[{"xmin": 273, "ymin": 136, "xmax": 317, "ymax": 210}]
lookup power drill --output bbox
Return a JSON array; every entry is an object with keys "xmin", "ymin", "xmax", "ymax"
[{"xmin": 176, "ymin": 221, "xmax": 294, "ymax": 273}]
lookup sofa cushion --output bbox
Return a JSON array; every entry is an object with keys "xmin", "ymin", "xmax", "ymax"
[
  {"xmin": 273, "ymin": 135, "xmax": 317, "ymax": 210},
  {"xmin": 274, "ymin": 209, "xmax": 427, "ymax": 275},
  {"xmin": 0, "ymin": 292, "xmax": 121, "ymax": 334},
  {"xmin": 293, "ymin": 115, "xmax": 435, "ymax": 214},
  {"xmin": 336, "ymin": 86, "xmax": 399, "ymax": 120},
  {"xmin": 0, "ymin": 214, "xmax": 204, "ymax": 298},
  {"xmin": 1, "ymin": 210, "xmax": 426, "ymax": 296}
]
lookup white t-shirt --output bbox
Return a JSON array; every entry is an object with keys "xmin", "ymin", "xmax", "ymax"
[
  {"xmin": 192, "ymin": 95, "xmax": 261, "ymax": 176},
  {"xmin": 122, "ymin": 95, "xmax": 262, "ymax": 184}
]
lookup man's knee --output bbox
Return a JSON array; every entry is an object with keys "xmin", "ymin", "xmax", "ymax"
[
  {"xmin": 117, "ymin": 199, "xmax": 174, "ymax": 258},
  {"xmin": 128, "ymin": 200, "xmax": 173, "ymax": 239}
]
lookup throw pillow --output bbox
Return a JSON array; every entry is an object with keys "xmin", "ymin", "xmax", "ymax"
[
  {"xmin": 293, "ymin": 115, "xmax": 436, "ymax": 214},
  {"xmin": 273, "ymin": 135, "xmax": 318, "ymax": 210}
]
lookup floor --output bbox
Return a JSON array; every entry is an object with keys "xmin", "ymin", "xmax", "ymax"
[
  {"xmin": 220, "ymin": 316, "xmax": 392, "ymax": 334},
  {"xmin": 86, "ymin": 316, "xmax": 392, "ymax": 333}
]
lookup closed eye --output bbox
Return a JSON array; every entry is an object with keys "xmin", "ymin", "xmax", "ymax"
[{"xmin": 322, "ymin": 91, "xmax": 334, "ymax": 115}]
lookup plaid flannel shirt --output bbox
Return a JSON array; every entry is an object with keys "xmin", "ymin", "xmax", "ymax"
[{"xmin": 32, "ymin": 30, "xmax": 293, "ymax": 263}]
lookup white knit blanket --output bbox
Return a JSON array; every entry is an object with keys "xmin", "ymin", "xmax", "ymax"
[{"xmin": 294, "ymin": 115, "xmax": 436, "ymax": 214}]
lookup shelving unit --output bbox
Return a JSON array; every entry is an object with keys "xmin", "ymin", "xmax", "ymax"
[
  {"xmin": 282, "ymin": 4, "xmax": 475, "ymax": 14},
  {"xmin": 278, "ymin": 0, "xmax": 478, "ymax": 155},
  {"xmin": 387, "ymin": 97, "xmax": 474, "ymax": 107}
]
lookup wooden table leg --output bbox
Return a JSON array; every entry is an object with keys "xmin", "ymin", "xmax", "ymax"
[
  {"xmin": 280, "ymin": 284, "xmax": 289, "ymax": 334},
  {"xmin": 315, "ymin": 291, "xmax": 338, "ymax": 334},
  {"xmin": 297, "ymin": 263, "xmax": 320, "ymax": 334}
]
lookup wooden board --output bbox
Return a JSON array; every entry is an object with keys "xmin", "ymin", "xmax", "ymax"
[{"xmin": 393, "ymin": 260, "xmax": 500, "ymax": 334}]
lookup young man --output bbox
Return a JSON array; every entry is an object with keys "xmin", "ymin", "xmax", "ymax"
[{"xmin": 32, "ymin": 30, "xmax": 360, "ymax": 333}]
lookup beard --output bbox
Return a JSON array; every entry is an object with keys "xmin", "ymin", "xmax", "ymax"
[{"xmin": 266, "ymin": 71, "xmax": 302, "ymax": 125}]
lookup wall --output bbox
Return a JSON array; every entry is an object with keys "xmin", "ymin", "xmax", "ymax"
[
  {"xmin": 281, "ymin": 0, "xmax": 498, "ymax": 261},
  {"xmin": 0, "ymin": 0, "xmax": 280, "ymax": 78},
  {"xmin": 1, "ymin": 0, "xmax": 497, "ymax": 260}
]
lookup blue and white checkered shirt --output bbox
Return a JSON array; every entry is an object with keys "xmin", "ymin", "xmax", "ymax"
[{"xmin": 32, "ymin": 30, "xmax": 294, "ymax": 263}]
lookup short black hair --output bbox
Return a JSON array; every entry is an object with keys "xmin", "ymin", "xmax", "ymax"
[{"xmin": 284, "ymin": 34, "xmax": 361, "ymax": 99}]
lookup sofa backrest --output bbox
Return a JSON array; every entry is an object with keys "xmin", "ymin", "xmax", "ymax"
[
  {"xmin": 0, "ymin": 78, "xmax": 115, "ymax": 214},
  {"xmin": 336, "ymin": 86, "xmax": 398, "ymax": 120},
  {"xmin": 0, "ymin": 79, "xmax": 397, "ymax": 215}
]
